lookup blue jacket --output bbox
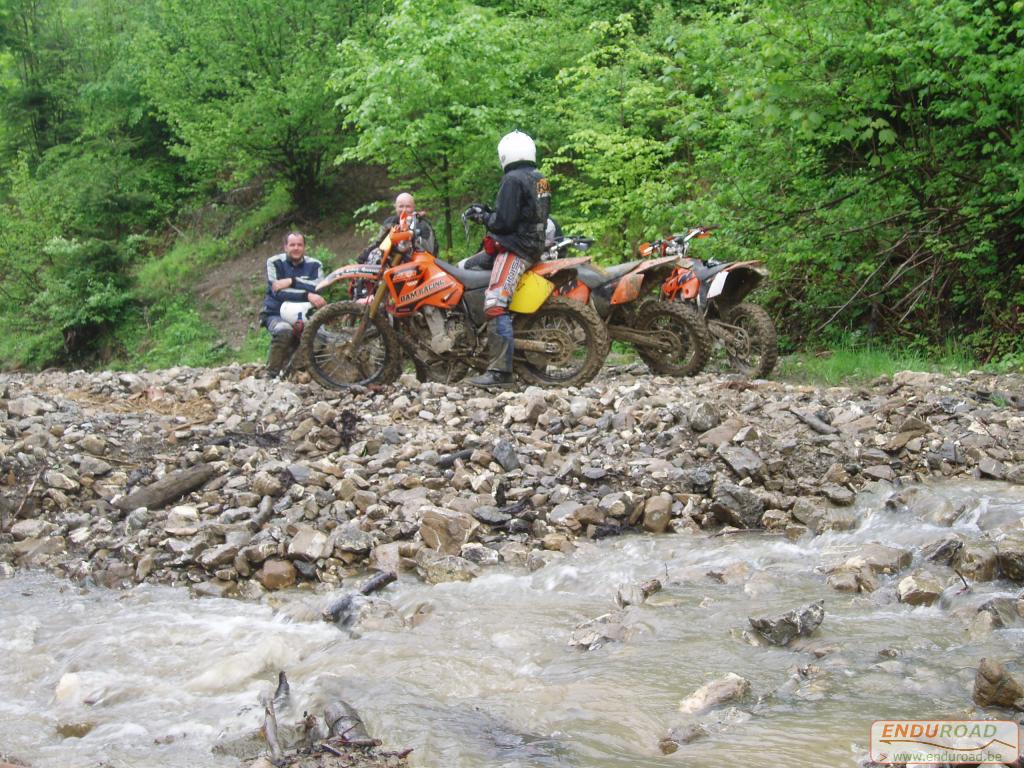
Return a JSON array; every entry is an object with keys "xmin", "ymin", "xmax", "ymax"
[{"xmin": 262, "ymin": 253, "xmax": 324, "ymax": 316}]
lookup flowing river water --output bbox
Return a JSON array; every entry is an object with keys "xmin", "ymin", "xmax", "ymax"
[{"xmin": 3, "ymin": 480, "xmax": 1024, "ymax": 768}]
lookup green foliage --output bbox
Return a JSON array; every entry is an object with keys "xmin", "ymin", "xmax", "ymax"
[
  {"xmin": 1, "ymin": 0, "xmax": 1022, "ymax": 371},
  {"xmin": 332, "ymin": 0, "xmax": 570, "ymax": 252},
  {"xmin": 139, "ymin": 0, "xmax": 368, "ymax": 207},
  {"xmin": 776, "ymin": 339, "xmax": 986, "ymax": 386}
]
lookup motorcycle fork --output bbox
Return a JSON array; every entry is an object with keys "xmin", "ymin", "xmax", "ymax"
[{"xmin": 348, "ymin": 257, "xmax": 397, "ymax": 347}]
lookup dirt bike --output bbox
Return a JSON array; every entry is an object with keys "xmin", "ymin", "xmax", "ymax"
[
  {"xmin": 299, "ymin": 211, "xmax": 609, "ymax": 389},
  {"xmin": 544, "ymin": 235, "xmax": 711, "ymax": 377},
  {"xmin": 655, "ymin": 227, "xmax": 778, "ymax": 378}
]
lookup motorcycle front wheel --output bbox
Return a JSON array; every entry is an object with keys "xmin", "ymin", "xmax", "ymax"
[
  {"xmin": 299, "ymin": 301, "xmax": 401, "ymax": 389},
  {"xmin": 514, "ymin": 297, "xmax": 609, "ymax": 387},
  {"xmin": 713, "ymin": 302, "xmax": 778, "ymax": 379},
  {"xmin": 635, "ymin": 300, "xmax": 712, "ymax": 377}
]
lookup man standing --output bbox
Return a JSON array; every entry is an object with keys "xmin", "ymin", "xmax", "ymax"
[
  {"xmin": 261, "ymin": 232, "xmax": 326, "ymax": 377},
  {"xmin": 464, "ymin": 131, "xmax": 551, "ymax": 388}
]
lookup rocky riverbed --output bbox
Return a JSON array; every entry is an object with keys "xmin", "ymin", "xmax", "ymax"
[
  {"xmin": 2, "ymin": 364, "xmax": 1024, "ymax": 766},
  {"xmin": 2, "ymin": 365, "xmax": 1022, "ymax": 594}
]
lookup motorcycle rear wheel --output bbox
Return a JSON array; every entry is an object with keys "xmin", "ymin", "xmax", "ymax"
[
  {"xmin": 514, "ymin": 297, "xmax": 609, "ymax": 387},
  {"xmin": 635, "ymin": 300, "xmax": 712, "ymax": 377},
  {"xmin": 299, "ymin": 301, "xmax": 401, "ymax": 389},
  {"xmin": 714, "ymin": 302, "xmax": 777, "ymax": 379}
]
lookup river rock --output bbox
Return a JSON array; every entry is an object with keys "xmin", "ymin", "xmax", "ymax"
[
  {"xmin": 889, "ymin": 486, "xmax": 960, "ymax": 526},
  {"xmin": 719, "ymin": 446, "xmax": 764, "ymax": 480},
  {"xmin": 896, "ymin": 569, "xmax": 944, "ymax": 606},
  {"xmin": 332, "ymin": 522, "xmax": 374, "ymax": 554},
  {"xmin": 995, "ymin": 529, "xmax": 1024, "ymax": 581},
  {"xmin": 288, "ymin": 526, "xmax": 332, "ymax": 561},
  {"xmin": 678, "ymin": 673, "xmax": 751, "ymax": 714},
  {"xmin": 749, "ymin": 600, "xmax": 825, "ymax": 646},
  {"xmin": 840, "ymin": 543, "xmax": 912, "ymax": 575},
  {"xmin": 569, "ymin": 610, "xmax": 630, "ymax": 650},
  {"xmin": 953, "ymin": 540, "xmax": 999, "ymax": 582},
  {"xmin": 418, "ymin": 552, "xmax": 479, "ymax": 584},
  {"xmin": 251, "ymin": 470, "xmax": 284, "ymax": 497},
  {"xmin": 43, "ymin": 470, "xmax": 79, "ymax": 492},
  {"xmin": 978, "ymin": 598, "xmax": 1024, "ymax": 629},
  {"xmin": 7, "ymin": 395, "xmax": 49, "ymax": 417},
  {"xmin": 419, "ymin": 506, "xmax": 479, "ymax": 555},
  {"xmin": 256, "ymin": 559, "xmax": 297, "ymax": 590},
  {"xmin": 11, "ymin": 518, "xmax": 50, "ymax": 541},
  {"xmin": 973, "ymin": 658, "xmax": 1024, "ymax": 710},
  {"xmin": 688, "ymin": 402, "xmax": 721, "ymax": 433},
  {"xmin": 710, "ymin": 483, "xmax": 764, "ymax": 529}
]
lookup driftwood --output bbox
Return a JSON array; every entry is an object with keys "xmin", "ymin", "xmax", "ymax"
[
  {"xmin": 325, "ymin": 700, "xmax": 375, "ymax": 744},
  {"xmin": 263, "ymin": 700, "xmax": 286, "ymax": 767},
  {"xmin": 257, "ymin": 671, "xmax": 411, "ymax": 766},
  {"xmin": 113, "ymin": 463, "xmax": 217, "ymax": 511},
  {"xmin": 787, "ymin": 407, "xmax": 838, "ymax": 435},
  {"xmin": 437, "ymin": 448, "xmax": 474, "ymax": 469},
  {"xmin": 358, "ymin": 570, "xmax": 396, "ymax": 596},
  {"xmin": 273, "ymin": 671, "xmax": 290, "ymax": 711}
]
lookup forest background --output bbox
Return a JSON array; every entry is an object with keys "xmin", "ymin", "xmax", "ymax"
[{"xmin": 0, "ymin": 0, "xmax": 1021, "ymax": 372}]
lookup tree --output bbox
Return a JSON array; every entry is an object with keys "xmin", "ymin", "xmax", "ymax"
[
  {"xmin": 333, "ymin": 0, "xmax": 565, "ymax": 251},
  {"xmin": 139, "ymin": 0, "xmax": 370, "ymax": 207}
]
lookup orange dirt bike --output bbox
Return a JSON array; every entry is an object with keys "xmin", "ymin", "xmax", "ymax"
[
  {"xmin": 655, "ymin": 227, "xmax": 778, "ymax": 378},
  {"xmin": 545, "ymin": 234, "xmax": 711, "ymax": 376},
  {"xmin": 298, "ymin": 212, "xmax": 609, "ymax": 388}
]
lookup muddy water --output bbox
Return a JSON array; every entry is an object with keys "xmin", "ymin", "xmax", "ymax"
[{"xmin": 3, "ymin": 481, "xmax": 1024, "ymax": 768}]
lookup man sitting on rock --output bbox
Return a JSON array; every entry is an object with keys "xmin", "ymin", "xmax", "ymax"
[{"xmin": 260, "ymin": 232, "xmax": 326, "ymax": 377}]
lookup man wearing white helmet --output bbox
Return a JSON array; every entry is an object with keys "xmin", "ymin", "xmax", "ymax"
[
  {"xmin": 260, "ymin": 232, "xmax": 326, "ymax": 377},
  {"xmin": 464, "ymin": 130, "xmax": 551, "ymax": 388}
]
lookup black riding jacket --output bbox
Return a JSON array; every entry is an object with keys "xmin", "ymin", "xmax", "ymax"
[{"xmin": 484, "ymin": 161, "xmax": 551, "ymax": 260}]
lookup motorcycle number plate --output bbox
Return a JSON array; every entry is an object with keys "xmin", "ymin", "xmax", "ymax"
[{"xmin": 707, "ymin": 271, "xmax": 728, "ymax": 299}]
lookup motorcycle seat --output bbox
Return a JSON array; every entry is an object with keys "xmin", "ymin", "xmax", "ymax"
[
  {"xmin": 576, "ymin": 260, "xmax": 641, "ymax": 287},
  {"xmin": 435, "ymin": 258, "xmax": 493, "ymax": 289},
  {"xmin": 691, "ymin": 262, "xmax": 730, "ymax": 282}
]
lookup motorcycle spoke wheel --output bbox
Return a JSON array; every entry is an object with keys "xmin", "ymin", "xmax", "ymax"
[
  {"xmin": 635, "ymin": 300, "xmax": 712, "ymax": 377},
  {"xmin": 714, "ymin": 302, "xmax": 778, "ymax": 378},
  {"xmin": 299, "ymin": 301, "xmax": 401, "ymax": 389},
  {"xmin": 514, "ymin": 297, "xmax": 609, "ymax": 387},
  {"xmin": 413, "ymin": 357, "xmax": 470, "ymax": 385}
]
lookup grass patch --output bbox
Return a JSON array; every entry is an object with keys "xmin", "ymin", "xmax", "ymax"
[{"xmin": 776, "ymin": 341, "xmax": 982, "ymax": 386}]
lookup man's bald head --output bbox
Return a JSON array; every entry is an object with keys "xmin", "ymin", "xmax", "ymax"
[{"xmin": 395, "ymin": 193, "xmax": 415, "ymax": 217}]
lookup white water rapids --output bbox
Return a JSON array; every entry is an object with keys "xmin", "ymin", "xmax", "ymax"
[{"xmin": 2, "ymin": 481, "xmax": 1024, "ymax": 767}]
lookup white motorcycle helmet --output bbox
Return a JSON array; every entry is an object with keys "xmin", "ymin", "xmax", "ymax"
[
  {"xmin": 497, "ymin": 131, "xmax": 536, "ymax": 170},
  {"xmin": 280, "ymin": 301, "xmax": 312, "ymax": 327}
]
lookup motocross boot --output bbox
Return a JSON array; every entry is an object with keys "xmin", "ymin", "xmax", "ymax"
[
  {"xmin": 468, "ymin": 315, "xmax": 514, "ymax": 388},
  {"xmin": 266, "ymin": 332, "xmax": 295, "ymax": 378}
]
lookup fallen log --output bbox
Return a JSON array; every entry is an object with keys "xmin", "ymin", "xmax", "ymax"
[
  {"xmin": 787, "ymin": 407, "xmax": 838, "ymax": 435},
  {"xmin": 359, "ymin": 570, "xmax": 397, "ymax": 596},
  {"xmin": 114, "ymin": 463, "xmax": 217, "ymax": 511}
]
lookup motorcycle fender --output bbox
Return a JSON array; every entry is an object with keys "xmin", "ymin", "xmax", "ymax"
[
  {"xmin": 728, "ymin": 260, "xmax": 767, "ymax": 275},
  {"xmin": 610, "ymin": 273, "xmax": 643, "ymax": 305},
  {"xmin": 509, "ymin": 272, "xmax": 555, "ymax": 313},
  {"xmin": 316, "ymin": 263, "xmax": 382, "ymax": 291},
  {"xmin": 633, "ymin": 254, "xmax": 678, "ymax": 274},
  {"xmin": 531, "ymin": 256, "xmax": 591, "ymax": 276}
]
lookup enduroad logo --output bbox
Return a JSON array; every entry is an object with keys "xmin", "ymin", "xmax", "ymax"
[{"xmin": 871, "ymin": 720, "xmax": 1019, "ymax": 764}]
